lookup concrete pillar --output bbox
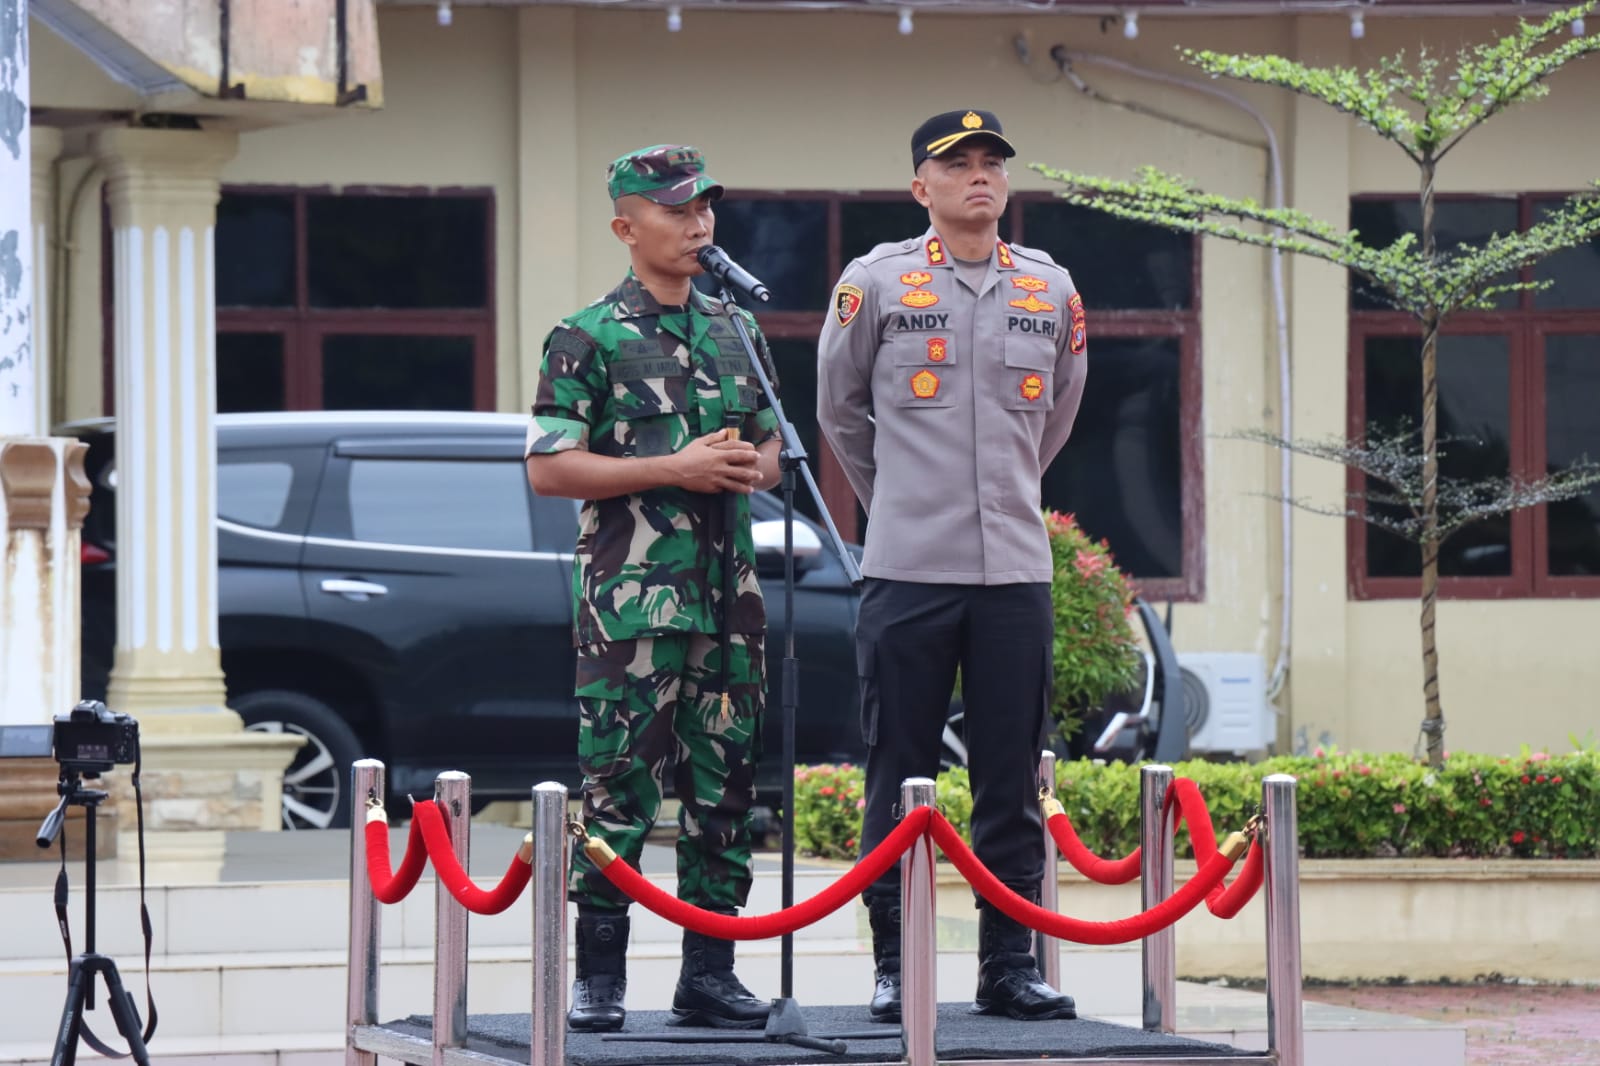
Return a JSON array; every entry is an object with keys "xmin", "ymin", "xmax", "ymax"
[
  {"xmin": 91, "ymin": 127, "xmax": 299, "ymax": 835},
  {"xmin": 1, "ymin": 0, "xmax": 35, "ymax": 436},
  {"xmin": 31, "ymin": 127, "xmax": 60, "ymax": 433}
]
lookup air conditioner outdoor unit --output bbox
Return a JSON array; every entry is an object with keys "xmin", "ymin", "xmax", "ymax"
[{"xmin": 1176, "ymin": 652, "xmax": 1273, "ymax": 753}]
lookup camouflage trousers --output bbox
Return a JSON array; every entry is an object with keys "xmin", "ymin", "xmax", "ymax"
[{"xmin": 568, "ymin": 632, "xmax": 764, "ymax": 912}]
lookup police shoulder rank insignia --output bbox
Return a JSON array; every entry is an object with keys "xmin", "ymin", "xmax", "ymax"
[
  {"xmin": 901, "ymin": 271, "xmax": 933, "ymax": 287},
  {"xmin": 1020, "ymin": 373, "xmax": 1045, "ymax": 402},
  {"xmin": 1012, "ymin": 275, "xmax": 1048, "ymax": 293},
  {"xmin": 910, "ymin": 369, "xmax": 941, "ymax": 399},
  {"xmin": 926, "ymin": 337, "xmax": 948, "ymax": 362},
  {"xmin": 901, "ymin": 289, "xmax": 940, "ymax": 309},
  {"xmin": 835, "ymin": 284, "xmax": 865, "ymax": 328},
  {"xmin": 996, "ymin": 241, "xmax": 1015, "ymax": 269},
  {"xmin": 926, "ymin": 238, "xmax": 947, "ymax": 266},
  {"xmin": 1068, "ymin": 292, "xmax": 1087, "ymax": 356},
  {"xmin": 1008, "ymin": 293, "xmax": 1055, "ymax": 314}
]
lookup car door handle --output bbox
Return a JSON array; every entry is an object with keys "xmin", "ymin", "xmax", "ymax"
[{"xmin": 320, "ymin": 578, "xmax": 389, "ymax": 602}]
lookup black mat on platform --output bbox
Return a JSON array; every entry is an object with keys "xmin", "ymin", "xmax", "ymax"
[{"xmin": 388, "ymin": 1005, "xmax": 1265, "ymax": 1063}]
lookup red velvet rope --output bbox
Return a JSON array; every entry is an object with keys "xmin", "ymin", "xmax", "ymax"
[
  {"xmin": 365, "ymin": 814, "xmax": 429, "ymax": 904},
  {"xmin": 928, "ymin": 811, "xmax": 1236, "ymax": 945},
  {"xmin": 412, "ymin": 801, "xmax": 532, "ymax": 915},
  {"xmin": 1045, "ymin": 808, "xmax": 1142, "ymax": 885},
  {"xmin": 1168, "ymin": 778, "xmax": 1264, "ymax": 917},
  {"xmin": 594, "ymin": 805, "xmax": 934, "ymax": 940}
]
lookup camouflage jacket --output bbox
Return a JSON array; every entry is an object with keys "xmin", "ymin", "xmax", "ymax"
[{"xmin": 526, "ymin": 271, "xmax": 781, "ymax": 645}]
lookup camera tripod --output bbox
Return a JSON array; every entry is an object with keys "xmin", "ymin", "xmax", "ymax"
[{"xmin": 36, "ymin": 771, "xmax": 151, "ymax": 1066}]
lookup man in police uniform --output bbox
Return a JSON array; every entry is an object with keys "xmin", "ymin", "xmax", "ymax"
[
  {"xmin": 817, "ymin": 110, "xmax": 1087, "ymax": 1023},
  {"xmin": 526, "ymin": 144, "xmax": 782, "ymax": 1032}
]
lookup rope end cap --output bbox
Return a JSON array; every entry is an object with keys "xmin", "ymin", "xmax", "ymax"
[
  {"xmin": 1041, "ymin": 795, "xmax": 1065, "ymax": 820},
  {"xmin": 584, "ymin": 837, "xmax": 618, "ymax": 867},
  {"xmin": 1221, "ymin": 830, "xmax": 1249, "ymax": 862},
  {"xmin": 518, "ymin": 833, "xmax": 534, "ymax": 864},
  {"xmin": 365, "ymin": 804, "xmax": 389, "ymax": 826}
]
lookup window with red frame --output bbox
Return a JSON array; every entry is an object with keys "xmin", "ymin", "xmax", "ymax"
[
  {"xmin": 210, "ymin": 187, "xmax": 496, "ymax": 413},
  {"xmin": 700, "ymin": 192, "xmax": 1202, "ymax": 602},
  {"xmin": 1348, "ymin": 194, "xmax": 1600, "ymax": 599}
]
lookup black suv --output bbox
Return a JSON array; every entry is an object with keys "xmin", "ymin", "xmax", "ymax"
[{"xmin": 73, "ymin": 412, "xmax": 869, "ymax": 829}]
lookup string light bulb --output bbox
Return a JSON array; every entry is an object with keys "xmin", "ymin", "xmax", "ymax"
[
  {"xmin": 667, "ymin": 4, "xmax": 682, "ymax": 31},
  {"xmin": 1349, "ymin": 9, "xmax": 1365, "ymax": 38},
  {"xmin": 436, "ymin": 0, "xmax": 452, "ymax": 27},
  {"xmin": 898, "ymin": 7, "xmax": 914, "ymax": 35},
  {"xmin": 1122, "ymin": 10, "xmax": 1139, "ymax": 38},
  {"xmin": 1572, "ymin": 15, "xmax": 1586, "ymax": 34}
]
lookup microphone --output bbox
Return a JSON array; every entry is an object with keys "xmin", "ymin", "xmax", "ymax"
[{"xmin": 696, "ymin": 245, "xmax": 772, "ymax": 304}]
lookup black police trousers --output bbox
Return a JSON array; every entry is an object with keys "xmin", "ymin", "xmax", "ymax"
[{"xmin": 854, "ymin": 578, "xmax": 1051, "ymax": 902}]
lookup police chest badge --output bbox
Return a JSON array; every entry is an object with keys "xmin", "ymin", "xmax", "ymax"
[
  {"xmin": 835, "ymin": 284, "xmax": 865, "ymax": 328},
  {"xmin": 910, "ymin": 369, "xmax": 941, "ymax": 399},
  {"xmin": 1020, "ymin": 373, "xmax": 1045, "ymax": 402},
  {"xmin": 926, "ymin": 337, "xmax": 948, "ymax": 362}
]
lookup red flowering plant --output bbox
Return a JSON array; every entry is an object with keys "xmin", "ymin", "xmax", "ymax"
[{"xmin": 1044, "ymin": 510, "xmax": 1143, "ymax": 742}]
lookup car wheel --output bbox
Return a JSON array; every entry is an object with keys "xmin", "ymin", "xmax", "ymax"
[{"xmin": 234, "ymin": 690, "xmax": 363, "ymax": 830}]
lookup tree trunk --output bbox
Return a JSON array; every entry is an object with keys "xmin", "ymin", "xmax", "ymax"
[{"xmin": 1418, "ymin": 158, "xmax": 1446, "ymax": 768}]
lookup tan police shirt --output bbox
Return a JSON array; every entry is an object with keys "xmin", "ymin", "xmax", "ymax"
[{"xmin": 817, "ymin": 230, "xmax": 1087, "ymax": 585}]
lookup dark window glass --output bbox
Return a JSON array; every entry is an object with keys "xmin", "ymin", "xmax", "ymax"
[
  {"xmin": 698, "ymin": 199, "xmax": 831, "ymax": 311},
  {"xmin": 840, "ymin": 200, "xmax": 936, "ymax": 264},
  {"xmin": 307, "ymin": 195, "xmax": 488, "ymax": 309},
  {"xmin": 762, "ymin": 337, "xmax": 821, "ymax": 523},
  {"xmin": 1021, "ymin": 201, "xmax": 1193, "ymax": 311},
  {"xmin": 347, "ymin": 459, "xmax": 532, "ymax": 552},
  {"xmin": 1363, "ymin": 334, "xmax": 1512, "ymax": 577},
  {"xmin": 218, "ymin": 461, "xmax": 295, "ymax": 529},
  {"xmin": 1349, "ymin": 198, "xmax": 1519, "ymax": 311},
  {"xmin": 217, "ymin": 331, "xmax": 286, "ymax": 413},
  {"xmin": 1544, "ymin": 334, "xmax": 1600, "ymax": 575},
  {"xmin": 216, "ymin": 194, "xmax": 295, "ymax": 308},
  {"xmin": 1533, "ymin": 201, "xmax": 1600, "ymax": 310},
  {"xmin": 321, "ymin": 334, "xmax": 474, "ymax": 411},
  {"xmin": 1042, "ymin": 337, "xmax": 1183, "ymax": 578}
]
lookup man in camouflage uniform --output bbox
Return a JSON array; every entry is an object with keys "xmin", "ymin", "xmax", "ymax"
[
  {"xmin": 818, "ymin": 110, "xmax": 1086, "ymax": 1024},
  {"xmin": 525, "ymin": 145, "xmax": 781, "ymax": 1032}
]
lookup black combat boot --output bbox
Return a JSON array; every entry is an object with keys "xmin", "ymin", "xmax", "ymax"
[
  {"xmin": 568, "ymin": 909, "xmax": 629, "ymax": 1032},
  {"xmin": 971, "ymin": 898, "xmax": 1077, "ymax": 1021},
  {"xmin": 671, "ymin": 926, "xmax": 771, "ymax": 1028},
  {"xmin": 866, "ymin": 897, "xmax": 903, "ymax": 1023}
]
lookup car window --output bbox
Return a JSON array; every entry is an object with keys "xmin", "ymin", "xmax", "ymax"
[
  {"xmin": 347, "ymin": 458, "xmax": 533, "ymax": 552},
  {"xmin": 218, "ymin": 461, "xmax": 295, "ymax": 529}
]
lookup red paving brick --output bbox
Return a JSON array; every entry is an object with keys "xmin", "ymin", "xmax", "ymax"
[{"xmin": 1301, "ymin": 983, "xmax": 1600, "ymax": 1065}]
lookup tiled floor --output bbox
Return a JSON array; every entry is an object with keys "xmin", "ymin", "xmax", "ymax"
[{"xmin": 1302, "ymin": 983, "xmax": 1600, "ymax": 1066}]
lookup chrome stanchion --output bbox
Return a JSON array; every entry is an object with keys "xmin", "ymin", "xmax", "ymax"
[
  {"xmin": 1139, "ymin": 764, "xmax": 1175, "ymax": 1033},
  {"xmin": 900, "ymin": 777, "xmax": 938, "ymax": 1066},
  {"xmin": 1034, "ymin": 750, "xmax": 1061, "ymax": 990},
  {"xmin": 1263, "ymin": 773, "xmax": 1304, "ymax": 1066},
  {"xmin": 529, "ymin": 782, "xmax": 567, "ymax": 1066},
  {"xmin": 346, "ymin": 759, "xmax": 384, "ymax": 1066},
  {"xmin": 432, "ymin": 771, "xmax": 471, "ymax": 1065}
]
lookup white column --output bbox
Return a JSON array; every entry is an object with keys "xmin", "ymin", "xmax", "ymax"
[
  {"xmin": 91, "ymin": 127, "xmax": 299, "ymax": 836},
  {"xmin": 1, "ymin": 0, "xmax": 36, "ymax": 436},
  {"xmin": 32, "ymin": 126, "xmax": 61, "ymax": 434}
]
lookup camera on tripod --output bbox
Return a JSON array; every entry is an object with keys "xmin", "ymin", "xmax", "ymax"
[{"xmin": 53, "ymin": 700, "xmax": 140, "ymax": 776}]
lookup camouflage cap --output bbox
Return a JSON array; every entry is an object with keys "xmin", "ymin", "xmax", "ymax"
[{"xmin": 606, "ymin": 144, "xmax": 725, "ymax": 205}]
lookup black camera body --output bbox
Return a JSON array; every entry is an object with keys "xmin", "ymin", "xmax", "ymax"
[{"xmin": 54, "ymin": 700, "xmax": 140, "ymax": 775}]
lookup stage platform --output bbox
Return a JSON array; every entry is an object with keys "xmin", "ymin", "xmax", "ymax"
[{"xmin": 363, "ymin": 1004, "xmax": 1268, "ymax": 1065}]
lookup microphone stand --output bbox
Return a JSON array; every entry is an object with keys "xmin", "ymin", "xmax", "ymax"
[{"xmin": 606, "ymin": 282, "xmax": 879, "ymax": 1055}]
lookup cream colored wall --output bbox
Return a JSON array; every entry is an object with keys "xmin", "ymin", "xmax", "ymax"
[{"xmin": 38, "ymin": 4, "xmax": 1600, "ymax": 757}]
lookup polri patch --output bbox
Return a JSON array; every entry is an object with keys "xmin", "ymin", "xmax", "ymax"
[
  {"xmin": 1009, "ymin": 293, "xmax": 1055, "ymax": 314},
  {"xmin": 1069, "ymin": 293, "xmax": 1087, "ymax": 356},
  {"xmin": 926, "ymin": 337, "xmax": 948, "ymax": 362},
  {"xmin": 1012, "ymin": 275, "xmax": 1048, "ymax": 293},
  {"xmin": 901, "ymin": 289, "xmax": 940, "ymax": 309},
  {"xmin": 910, "ymin": 369, "xmax": 941, "ymax": 399},
  {"xmin": 901, "ymin": 271, "xmax": 933, "ymax": 287},
  {"xmin": 1020, "ymin": 373, "xmax": 1044, "ymax": 402},
  {"xmin": 835, "ymin": 284, "xmax": 865, "ymax": 328}
]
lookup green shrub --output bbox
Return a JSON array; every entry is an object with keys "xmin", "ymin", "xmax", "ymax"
[
  {"xmin": 1045, "ymin": 510, "xmax": 1143, "ymax": 741},
  {"xmin": 793, "ymin": 747, "xmax": 1600, "ymax": 861}
]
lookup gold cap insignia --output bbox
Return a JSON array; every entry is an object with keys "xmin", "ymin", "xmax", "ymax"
[{"xmin": 961, "ymin": 111, "xmax": 983, "ymax": 129}]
